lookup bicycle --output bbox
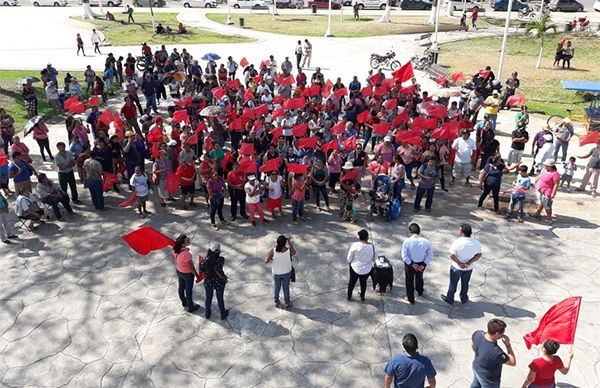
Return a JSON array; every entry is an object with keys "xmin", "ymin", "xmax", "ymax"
[{"xmin": 546, "ymin": 108, "xmax": 585, "ymax": 128}]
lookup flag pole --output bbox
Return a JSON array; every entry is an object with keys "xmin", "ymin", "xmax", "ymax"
[{"xmin": 497, "ymin": 0, "xmax": 514, "ymax": 82}]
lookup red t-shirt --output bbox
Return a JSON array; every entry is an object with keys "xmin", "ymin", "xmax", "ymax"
[
  {"xmin": 529, "ymin": 356, "xmax": 563, "ymax": 386},
  {"xmin": 121, "ymin": 104, "xmax": 137, "ymax": 120},
  {"xmin": 176, "ymin": 164, "xmax": 196, "ymax": 187},
  {"xmin": 227, "ymin": 171, "xmax": 245, "ymax": 187}
]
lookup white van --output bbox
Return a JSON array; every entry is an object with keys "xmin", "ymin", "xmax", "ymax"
[{"xmin": 352, "ymin": 0, "xmax": 392, "ymax": 9}]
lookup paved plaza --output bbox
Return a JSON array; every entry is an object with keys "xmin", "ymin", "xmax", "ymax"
[{"xmin": 1, "ymin": 6, "xmax": 600, "ymax": 388}]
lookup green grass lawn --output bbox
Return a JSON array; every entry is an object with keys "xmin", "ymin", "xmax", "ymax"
[
  {"xmin": 207, "ymin": 13, "xmax": 501, "ymax": 37},
  {"xmin": 0, "ymin": 70, "xmax": 86, "ymax": 131},
  {"xmin": 71, "ymin": 13, "xmax": 253, "ymax": 46},
  {"xmin": 440, "ymin": 33, "xmax": 599, "ymax": 117}
]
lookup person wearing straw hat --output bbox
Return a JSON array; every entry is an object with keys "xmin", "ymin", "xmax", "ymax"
[{"xmin": 533, "ymin": 159, "xmax": 560, "ymax": 225}]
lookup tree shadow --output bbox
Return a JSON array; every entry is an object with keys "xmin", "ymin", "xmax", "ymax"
[{"xmin": 291, "ymin": 306, "xmax": 350, "ymax": 326}]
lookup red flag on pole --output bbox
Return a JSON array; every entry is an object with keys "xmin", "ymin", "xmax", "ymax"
[
  {"xmin": 69, "ymin": 101, "xmax": 86, "ymax": 114},
  {"xmin": 322, "ymin": 139, "xmax": 339, "ymax": 154},
  {"xmin": 331, "ymin": 121, "xmax": 346, "ymax": 135},
  {"xmin": 287, "ymin": 163, "xmax": 308, "ymax": 174},
  {"xmin": 342, "ymin": 136, "xmax": 356, "ymax": 151},
  {"xmin": 357, "ymin": 110, "xmax": 372, "ymax": 124},
  {"xmin": 340, "ymin": 167, "xmax": 359, "ymax": 183},
  {"xmin": 392, "ymin": 62, "xmax": 414, "ymax": 82},
  {"xmin": 240, "ymin": 57, "xmax": 249, "ymax": 67},
  {"xmin": 212, "ymin": 87, "xmax": 227, "ymax": 100},
  {"xmin": 186, "ymin": 132, "xmax": 199, "ymax": 145},
  {"xmin": 64, "ymin": 97, "xmax": 79, "ymax": 109},
  {"xmin": 292, "ymin": 123, "xmax": 308, "ymax": 137},
  {"xmin": 238, "ymin": 158, "xmax": 257, "ymax": 174},
  {"xmin": 259, "ymin": 157, "xmax": 281, "ymax": 172},
  {"xmin": 450, "ymin": 72, "xmax": 465, "ymax": 83},
  {"xmin": 272, "ymin": 108, "xmax": 285, "ymax": 119},
  {"xmin": 579, "ymin": 130, "xmax": 599, "ymax": 146},
  {"xmin": 254, "ymin": 104, "xmax": 270, "ymax": 116},
  {"xmin": 239, "ymin": 142, "xmax": 254, "ymax": 156},
  {"xmin": 372, "ymin": 122, "xmax": 391, "ymax": 136},
  {"xmin": 523, "ymin": 297, "xmax": 582, "ymax": 349},
  {"xmin": 283, "ymin": 98, "xmax": 306, "ymax": 110},
  {"xmin": 172, "ymin": 110, "xmax": 189, "ymax": 124},
  {"xmin": 384, "ymin": 99, "xmax": 398, "ymax": 111},
  {"xmin": 87, "ymin": 95, "xmax": 100, "ymax": 107},
  {"xmin": 118, "ymin": 192, "xmax": 138, "ymax": 207},
  {"xmin": 392, "ymin": 109, "xmax": 410, "ymax": 127},
  {"xmin": 243, "ymin": 89, "xmax": 254, "ymax": 102},
  {"xmin": 333, "ymin": 87, "xmax": 348, "ymax": 99},
  {"xmin": 298, "ymin": 137, "xmax": 317, "ymax": 149},
  {"xmin": 121, "ymin": 226, "xmax": 175, "ymax": 256},
  {"xmin": 507, "ymin": 94, "xmax": 526, "ymax": 107},
  {"xmin": 361, "ymin": 86, "xmax": 373, "ymax": 97}
]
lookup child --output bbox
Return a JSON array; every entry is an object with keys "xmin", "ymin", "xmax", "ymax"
[
  {"xmin": 560, "ymin": 157, "xmax": 577, "ymax": 192},
  {"xmin": 506, "ymin": 165, "xmax": 531, "ymax": 223},
  {"xmin": 130, "ymin": 166, "xmax": 149, "ymax": 218}
]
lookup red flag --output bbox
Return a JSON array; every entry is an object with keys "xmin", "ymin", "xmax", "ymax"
[
  {"xmin": 273, "ymin": 95, "xmax": 284, "ymax": 105},
  {"xmin": 331, "ymin": 121, "xmax": 346, "ymax": 135},
  {"xmin": 118, "ymin": 192, "xmax": 138, "ymax": 207},
  {"xmin": 374, "ymin": 85, "xmax": 388, "ymax": 97},
  {"xmin": 69, "ymin": 101, "xmax": 86, "ymax": 114},
  {"xmin": 240, "ymin": 57, "xmax": 249, "ymax": 67},
  {"xmin": 281, "ymin": 75, "xmax": 295, "ymax": 87},
  {"xmin": 121, "ymin": 226, "xmax": 175, "ymax": 256},
  {"xmin": 333, "ymin": 87, "xmax": 348, "ymax": 99},
  {"xmin": 392, "ymin": 61, "xmax": 414, "ymax": 82},
  {"xmin": 372, "ymin": 122, "xmax": 390, "ymax": 136},
  {"xmin": 242, "ymin": 108, "xmax": 256, "ymax": 119},
  {"xmin": 195, "ymin": 255, "xmax": 206, "ymax": 283},
  {"xmin": 321, "ymin": 79, "xmax": 334, "ymax": 98},
  {"xmin": 302, "ymin": 84, "xmax": 320, "ymax": 97},
  {"xmin": 270, "ymin": 127, "xmax": 283, "ymax": 145},
  {"xmin": 450, "ymin": 72, "xmax": 465, "ymax": 83},
  {"xmin": 196, "ymin": 121, "xmax": 207, "ymax": 133},
  {"xmin": 340, "ymin": 167, "xmax": 359, "ymax": 183},
  {"xmin": 260, "ymin": 59, "xmax": 269, "ymax": 68},
  {"xmin": 357, "ymin": 110, "xmax": 372, "ymax": 124},
  {"xmin": 395, "ymin": 129, "xmax": 421, "ymax": 143},
  {"xmin": 174, "ymin": 96, "xmax": 192, "ymax": 108},
  {"xmin": 205, "ymin": 135, "xmax": 213, "ymax": 152},
  {"xmin": 87, "ymin": 95, "xmax": 100, "ymax": 107},
  {"xmin": 0, "ymin": 152, "xmax": 9, "ymax": 166},
  {"xmin": 230, "ymin": 117, "xmax": 249, "ymax": 131},
  {"xmin": 186, "ymin": 132, "xmax": 199, "ymax": 145},
  {"xmin": 239, "ymin": 142, "xmax": 254, "ymax": 156},
  {"xmin": 401, "ymin": 136, "xmax": 422, "ymax": 145},
  {"xmin": 172, "ymin": 110, "xmax": 189, "ymax": 124},
  {"xmin": 431, "ymin": 121, "xmax": 460, "ymax": 140},
  {"xmin": 226, "ymin": 79, "xmax": 241, "ymax": 89},
  {"xmin": 298, "ymin": 137, "xmax": 317, "ymax": 149},
  {"xmin": 392, "ymin": 109, "xmax": 409, "ymax": 127},
  {"xmin": 165, "ymin": 172, "xmax": 180, "ymax": 196},
  {"xmin": 243, "ymin": 89, "xmax": 254, "ymax": 102},
  {"xmin": 361, "ymin": 86, "xmax": 373, "ymax": 97},
  {"xmin": 400, "ymin": 85, "xmax": 416, "ymax": 95},
  {"xmin": 384, "ymin": 99, "xmax": 398, "ymax": 111},
  {"xmin": 292, "ymin": 123, "xmax": 308, "ymax": 137},
  {"xmin": 147, "ymin": 126, "xmax": 164, "ymax": 143},
  {"xmin": 524, "ymin": 297, "xmax": 581, "ymax": 349},
  {"xmin": 259, "ymin": 157, "xmax": 281, "ymax": 172},
  {"xmin": 238, "ymin": 158, "xmax": 256, "ymax": 174},
  {"xmin": 102, "ymin": 172, "xmax": 118, "ymax": 192},
  {"xmin": 272, "ymin": 108, "xmax": 285, "ymax": 119},
  {"xmin": 342, "ymin": 136, "xmax": 356, "ymax": 151},
  {"xmin": 411, "ymin": 117, "xmax": 438, "ymax": 131},
  {"xmin": 283, "ymin": 97, "xmax": 306, "ymax": 110},
  {"xmin": 252, "ymin": 75, "xmax": 263, "ymax": 84},
  {"xmin": 322, "ymin": 139, "xmax": 339, "ymax": 154},
  {"xmin": 579, "ymin": 131, "xmax": 599, "ymax": 146},
  {"xmin": 382, "ymin": 78, "xmax": 396, "ymax": 89},
  {"xmin": 99, "ymin": 110, "xmax": 116, "ymax": 126},
  {"xmin": 254, "ymin": 104, "xmax": 269, "ymax": 116},
  {"xmin": 435, "ymin": 75, "xmax": 447, "ymax": 85},
  {"xmin": 212, "ymin": 87, "xmax": 227, "ymax": 100},
  {"xmin": 150, "ymin": 144, "xmax": 161, "ymax": 159},
  {"xmin": 287, "ymin": 163, "xmax": 308, "ymax": 174},
  {"xmin": 369, "ymin": 73, "xmax": 382, "ymax": 85},
  {"xmin": 64, "ymin": 97, "xmax": 79, "ymax": 109},
  {"xmin": 507, "ymin": 94, "xmax": 526, "ymax": 107},
  {"xmin": 478, "ymin": 69, "xmax": 491, "ymax": 79}
]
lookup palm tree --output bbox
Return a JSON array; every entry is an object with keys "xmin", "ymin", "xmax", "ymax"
[{"xmin": 525, "ymin": 13, "xmax": 557, "ymax": 69}]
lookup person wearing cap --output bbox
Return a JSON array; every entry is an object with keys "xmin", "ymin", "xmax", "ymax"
[
  {"xmin": 552, "ymin": 118, "xmax": 574, "ymax": 164},
  {"xmin": 200, "ymin": 242, "xmax": 229, "ymax": 320},
  {"xmin": 172, "ymin": 234, "xmax": 200, "ymax": 313},
  {"xmin": 451, "ymin": 129, "xmax": 476, "ymax": 187},
  {"xmin": 533, "ymin": 159, "xmax": 560, "ymax": 224},
  {"xmin": 483, "ymin": 90, "xmax": 500, "ymax": 131},
  {"xmin": 576, "ymin": 138, "xmax": 600, "ymax": 198},
  {"xmin": 245, "ymin": 174, "xmax": 268, "ymax": 226},
  {"xmin": 265, "ymin": 235, "xmax": 296, "ymax": 309},
  {"xmin": 534, "ymin": 134, "xmax": 555, "ymax": 175}
]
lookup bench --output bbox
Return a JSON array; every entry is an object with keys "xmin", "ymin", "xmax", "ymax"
[{"xmin": 425, "ymin": 63, "xmax": 448, "ymax": 80}]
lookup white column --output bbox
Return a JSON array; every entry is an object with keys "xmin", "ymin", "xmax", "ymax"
[
  {"xmin": 98, "ymin": 0, "xmax": 103, "ymax": 14},
  {"xmin": 433, "ymin": 0, "xmax": 441, "ymax": 48},
  {"xmin": 497, "ymin": 2, "xmax": 514, "ymax": 81},
  {"xmin": 427, "ymin": 0, "xmax": 437, "ymax": 24},
  {"xmin": 379, "ymin": 0, "xmax": 391, "ymax": 23},
  {"xmin": 226, "ymin": 3, "xmax": 233, "ymax": 24},
  {"xmin": 149, "ymin": 2, "xmax": 156, "ymax": 32},
  {"xmin": 324, "ymin": 0, "xmax": 333, "ymax": 37}
]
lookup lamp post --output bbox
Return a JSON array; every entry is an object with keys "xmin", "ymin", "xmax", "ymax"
[
  {"xmin": 226, "ymin": 2, "xmax": 233, "ymax": 25},
  {"xmin": 497, "ymin": 0, "xmax": 514, "ymax": 81},
  {"xmin": 324, "ymin": 0, "xmax": 334, "ymax": 37}
]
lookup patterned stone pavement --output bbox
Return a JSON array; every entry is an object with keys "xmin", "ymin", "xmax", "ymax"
[{"xmin": 1, "ymin": 109, "xmax": 599, "ymax": 387}]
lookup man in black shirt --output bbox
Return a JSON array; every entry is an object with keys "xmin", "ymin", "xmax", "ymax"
[
  {"xmin": 508, "ymin": 126, "xmax": 529, "ymax": 167},
  {"xmin": 471, "ymin": 319, "xmax": 516, "ymax": 387}
]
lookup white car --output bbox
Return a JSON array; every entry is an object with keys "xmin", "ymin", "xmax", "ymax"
[
  {"xmin": 78, "ymin": 0, "xmax": 123, "ymax": 6},
  {"xmin": 352, "ymin": 0, "xmax": 389, "ymax": 9},
  {"xmin": 594, "ymin": 0, "xmax": 600, "ymax": 11},
  {"xmin": 182, "ymin": 0, "xmax": 217, "ymax": 7},
  {"xmin": 32, "ymin": 0, "xmax": 68, "ymax": 5},
  {"xmin": 1, "ymin": 0, "xmax": 18, "ymax": 5},
  {"xmin": 451, "ymin": 0, "xmax": 482, "ymax": 11},
  {"xmin": 229, "ymin": 0, "xmax": 267, "ymax": 8}
]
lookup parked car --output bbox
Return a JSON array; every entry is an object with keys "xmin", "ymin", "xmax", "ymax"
[
  {"xmin": 491, "ymin": 0, "xmax": 528, "ymax": 10},
  {"xmin": 308, "ymin": 0, "xmax": 342, "ymax": 9},
  {"xmin": 451, "ymin": 0, "xmax": 482, "ymax": 11},
  {"xmin": 229, "ymin": 0, "xmax": 266, "ymax": 7},
  {"xmin": 548, "ymin": 0, "xmax": 584, "ymax": 11},
  {"xmin": 181, "ymin": 0, "xmax": 217, "ymax": 6},
  {"xmin": 78, "ymin": 0, "xmax": 123, "ymax": 6},
  {"xmin": 1, "ymin": 0, "xmax": 18, "ymax": 5},
  {"xmin": 135, "ymin": 0, "xmax": 166, "ymax": 6},
  {"xmin": 594, "ymin": 0, "xmax": 600, "ymax": 11},
  {"xmin": 32, "ymin": 0, "xmax": 68, "ymax": 5},
  {"xmin": 400, "ymin": 0, "xmax": 432, "ymax": 9},
  {"xmin": 352, "ymin": 0, "xmax": 397, "ymax": 9}
]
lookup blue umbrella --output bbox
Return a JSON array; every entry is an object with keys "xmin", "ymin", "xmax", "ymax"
[{"xmin": 201, "ymin": 53, "xmax": 221, "ymax": 61}]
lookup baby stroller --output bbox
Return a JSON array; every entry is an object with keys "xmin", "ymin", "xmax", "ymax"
[{"xmin": 369, "ymin": 174, "xmax": 393, "ymax": 221}]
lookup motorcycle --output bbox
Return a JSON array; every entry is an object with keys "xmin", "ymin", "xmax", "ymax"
[
  {"xmin": 370, "ymin": 51, "xmax": 401, "ymax": 71},
  {"xmin": 411, "ymin": 33, "xmax": 436, "ymax": 71}
]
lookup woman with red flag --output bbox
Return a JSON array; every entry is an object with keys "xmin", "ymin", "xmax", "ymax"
[
  {"xmin": 172, "ymin": 234, "xmax": 200, "ymax": 313},
  {"xmin": 521, "ymin": 339, "xmax": 573, "ymax": 388}
]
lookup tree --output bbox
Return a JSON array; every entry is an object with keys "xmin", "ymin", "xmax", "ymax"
[
  {"xmin": 379, "ymin": 0, "xmax": 392, "ymax": 22},
  {"xmin": 525, "ymin": 13, "xmax": 557, "ymax": 69}
]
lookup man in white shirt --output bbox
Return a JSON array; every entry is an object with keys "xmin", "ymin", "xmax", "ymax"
[
  {"xmin": 401, "ymin": 223, "xmax": 433, "ymax": 305},
  {"xmin": 245, "ymin": 175, "xmax": 268, "ymax": 226},
  {"xmin": 295, "ymin": 40, "xmax": 303, "ymax": 69},
  {"xmin": 91, "ymin": 29, "xmax": 102, "ymax": 55},
  {"xmin": 451, "ymin": 129, "xmax": 476, "ymax": 186},
  {"xmin": 301, "ymin": 39, "xmax": 312, "ymax": 69},
  {"xmin": 441, "ymin": 223, "xmax": 482, "ymax": 305}
]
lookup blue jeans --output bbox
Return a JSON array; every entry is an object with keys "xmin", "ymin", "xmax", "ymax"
[
  {"xmin": 446, "ymin": 268, "xmax": 473, "ymax": 304},
  {"xmin": 393, "ymin": 180, "xmax": 405, "ymax": 203},
  {"xmin": 177, "ymin": 271, "xmax": 195, "ymax": 309},
  {"xmin": 414, "ymin": 186, "xmax": 434, "ymax": 210},
  {"xmin": 488, "ymin": 113, "xmax": 498, "ymax": 131},
  {"xmin": 204, "ymin": 285, "xmax": 226, "ymax": 317},
  {"xmin": 274, "ymin": 271, "xmax": 292, "ymax": 304},
  {"xmin": 292, "ymin": 199, "xmax": 304, "ymax": 221},
  {"xmin": 86, "ymin": 178, "xmax": 104, "ymax": 210},
  {"xmin": 312, "ymin": 184, "xmax": 329, "ymax": 207},
  {"xmin": 145, "ymin": 94, "xmax": 157, "ymax": 111},
  {"xmin": 507, "ymin": 195, "xmax": 525, "ymax": 218},
  {"xmin": 553, "ymin": 140, "xmax": 569, "ymax": 162},
  {"xmin": 470, "ymin": 369, "xmax": 500, "ymax": 388}
]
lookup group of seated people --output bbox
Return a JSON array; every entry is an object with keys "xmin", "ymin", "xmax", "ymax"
[{"xmin": 155, "ymin": 23, "xmax": 187, "ymax": 35}]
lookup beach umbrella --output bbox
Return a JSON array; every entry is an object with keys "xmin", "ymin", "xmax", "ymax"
[
  {"xmin": 199, "ymin": 105, "xmax": 226, "ymax": 117},
  {"xmin": 16, "ymin": 76, "xmax": 40, "ymax": 84},
  {"xmin": 201, "ymin": 53, "xmax": 221, "ymax": 61}
]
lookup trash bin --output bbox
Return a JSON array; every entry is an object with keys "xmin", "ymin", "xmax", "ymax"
[
  {"xmin": 239, "ymin": 17, "xmax": 245, "ymax": 27},
  {"xmin": 311, "ymin": 4, "xmax": 317, "ymax": 13},
  {"xmin": 564, "ymin": 22, "xmax": 572, "ymax": 32}
]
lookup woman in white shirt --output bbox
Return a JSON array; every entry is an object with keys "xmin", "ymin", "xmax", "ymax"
[
  {"xmin": 265, "ymin": 235, "xmax": 296, "ymax": 309},
  {"xmin": 346, "ymin": 229, "xmax": 377, "ymax": 301},
  {"xmin": 266, "ymin": 171, "xmax": 284, "ymax": 217}
]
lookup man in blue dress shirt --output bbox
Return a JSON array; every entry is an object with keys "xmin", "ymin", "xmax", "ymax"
[{"xmin": 401, "ymin": 223, "xmax": 433, "ymax": 305}]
